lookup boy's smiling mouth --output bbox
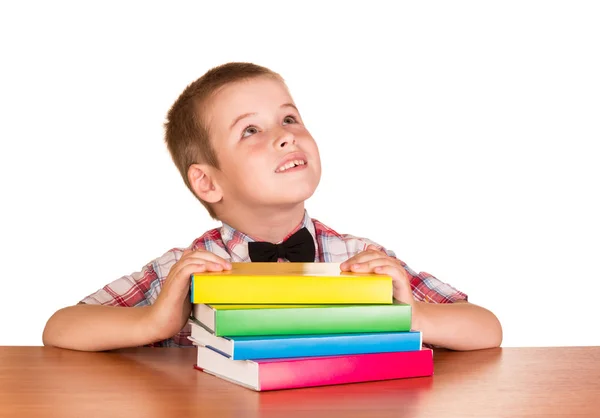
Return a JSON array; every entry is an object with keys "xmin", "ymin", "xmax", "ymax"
[{"xmin": 275, "ymin": 153, "xmax": 308, "ymax": 173}]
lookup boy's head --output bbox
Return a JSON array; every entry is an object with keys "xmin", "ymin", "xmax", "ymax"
[{"xmin": 164, "ymin": 62, "xmax": 321, "ymax": 221}]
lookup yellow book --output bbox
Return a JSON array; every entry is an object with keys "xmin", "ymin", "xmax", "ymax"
[{"xmin": 190, "ymin": 262, "xmax": 393, "ymax": 304}]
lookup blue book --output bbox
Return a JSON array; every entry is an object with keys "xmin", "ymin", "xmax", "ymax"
[{"xmin": 188, "ymin": 319, "xmax": 422, "ymax": 360}]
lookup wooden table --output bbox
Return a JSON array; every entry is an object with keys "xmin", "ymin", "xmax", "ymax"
[{"xmin": 0, "ymin": 346, "xmax": 598, "ymax": 417}]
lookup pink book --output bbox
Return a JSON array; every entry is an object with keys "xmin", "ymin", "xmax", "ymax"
[{"xmin": 194, "ymin": 345, "xmax": 433, "ymax": 391}]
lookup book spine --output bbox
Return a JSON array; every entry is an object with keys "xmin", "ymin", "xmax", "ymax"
[
  {"xmin": 191, "ymin": 275, "xmax": 392, "ymax": 304},
  {"xmin": 233, "ymin": 331, "xmax": 422, "ymax": 360},
  {"xmin": 258, "ymin": 349, "xmax": 433, "ymax": 391},
  {"xmin": 215, "ymin": 305, "xmax": 411, "ymax": 336}
]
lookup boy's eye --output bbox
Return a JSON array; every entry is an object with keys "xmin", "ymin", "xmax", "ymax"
[
  {"xmin": 242, "ymin": 126, "xmax": 259, "ymax": 138},
  {"xmin": 283, "ymin": 115, "xmax": 297, "ymax": 125}
]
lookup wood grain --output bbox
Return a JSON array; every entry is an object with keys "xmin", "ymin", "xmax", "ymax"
[{"xmin": 0, "ymin": 346, "xmax": 598, "ymax": 418}]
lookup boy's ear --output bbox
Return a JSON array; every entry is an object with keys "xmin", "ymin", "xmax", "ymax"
[{"xmin": 187, "ymin": 164, "xmax": 223, "ymax": 204}]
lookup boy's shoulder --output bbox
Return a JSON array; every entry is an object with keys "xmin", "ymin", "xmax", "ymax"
[
  {"xmin": 189, "ymin": 226, "xmax": 226, "ymax": 252},
  {"xmin": 311, "ymin": 218, "xmax": 398, "ymax": 261},
  {"xmin": 153, "ymin": 227, "xmax": 229, "ymax": 277}
]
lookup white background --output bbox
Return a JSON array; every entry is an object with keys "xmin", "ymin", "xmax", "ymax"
[{"xmin": 1, "ymin": 1, "xmax": 598, "ymax": 347}]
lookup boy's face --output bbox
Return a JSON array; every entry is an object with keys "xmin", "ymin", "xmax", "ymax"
[{"xmin": 205, "ymin": 76, "xmax": 321, "ymax": 213}]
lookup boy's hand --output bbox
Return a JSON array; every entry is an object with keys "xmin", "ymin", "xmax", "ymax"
[
  {"xmin": 147, "ymin": 249, "xmax": 231, "ymax": 342},
  {"xmin": 340, "ymin": 245, "xmax": 415, "ymax": 307}
]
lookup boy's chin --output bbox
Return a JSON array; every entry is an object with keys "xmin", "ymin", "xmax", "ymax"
[
  {"xmin": 255, "ymin": 178, "xmax": 320, "ymax": 206},
  {"xmin": 290, "ymin": 183, "xmax": 318, "ymax": 200},
  {"xmin": 268, "ymin": 188, "xmax": 318, "ymax": 207}
]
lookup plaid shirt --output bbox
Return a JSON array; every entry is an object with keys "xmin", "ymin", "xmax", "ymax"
[{"xmin": 81, "ymin": 211, "xmax": 468, "ymax": 347}]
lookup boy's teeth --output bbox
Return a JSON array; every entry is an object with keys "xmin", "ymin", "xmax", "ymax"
[{"xmin": 277, "ymin": 160, "xmax": 305, "ymax": 172}]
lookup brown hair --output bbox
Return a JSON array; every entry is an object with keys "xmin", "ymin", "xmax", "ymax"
[{"xmin": 164, "ymin": 62, "xmax": 282, "ymax": 219}]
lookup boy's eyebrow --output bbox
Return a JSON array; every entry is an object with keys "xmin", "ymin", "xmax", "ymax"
[
  {"xmin": 230, "ymin": 103, "xmax": 299, "ymax": 130},
  {"xmin": 230, "ymin": 112, "xmax": 256, "ymax": 129},
  {"xmin": 281, "ymin": 103, "xmax": 298, "ymax": 111}
]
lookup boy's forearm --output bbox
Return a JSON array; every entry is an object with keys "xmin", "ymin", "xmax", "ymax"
[
  {"xmin": 413, "ymin": 300, "xmax": 503, "ymax": 351},
  {"xmin": 42, "ymin": 304, "xmax": 158, "ymax": 351}
]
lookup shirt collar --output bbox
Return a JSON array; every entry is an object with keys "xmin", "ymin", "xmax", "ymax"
[{"xmin": 219, "ymin": 210, "xmax": 318, "ymax": 262}]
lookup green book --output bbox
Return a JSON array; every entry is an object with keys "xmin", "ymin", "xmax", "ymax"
[{"xmin": 191, "ymin": 302, "xmax": 411, "ymax": 337}]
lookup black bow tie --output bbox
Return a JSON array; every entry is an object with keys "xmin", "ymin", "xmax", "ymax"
[{"xmin": 248, "ymin": 227, "xmax": 316, "ymax": 262}]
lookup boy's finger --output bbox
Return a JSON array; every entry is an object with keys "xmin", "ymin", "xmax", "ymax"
[
  {"xmin": 366, "ymin": 244, "xmax": 386, "ymax": 254},
  {"xmin": 204, "ymin": 262, "xmax": 227, "ymax": 272},
  {"xmin": 340, "ymin": 251, "xmax": 384, "ymax": 270},
  {"xmin": 179, "ymin": 248, "xmax": 192, "ymax": 260},
  {"xmin": 366, "ymin": 245, "xmax": 404, "ymax": 267},
  {"xmin": 162, "ymin": 264, "xmax": 206, "ymax": 297},
  {"xmin": 342, "ymin": 251, "xmax": 379, "ymax": 265},
  {"xmin": 170, "ymin": 262, "xmax": 207, "ymax": 280},
  {"xmin": 185, "ymin": 251, "xmax": 232, "ymax": 269},
  {"xmin": 349, "ymin": 258, "xmax": 396, "ymax": 273},
  {"xmin": 373, "ymin": 265, "xmax": 413, "ymax": 301}
]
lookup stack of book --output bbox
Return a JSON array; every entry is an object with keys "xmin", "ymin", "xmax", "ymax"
[{"xmin": 188, "ymin": 262, "xmax": 433, "ymax": 391}]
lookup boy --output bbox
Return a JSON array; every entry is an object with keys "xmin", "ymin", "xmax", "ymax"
[{"xmin": 43, "ymin": 63, "xmax": 502, "ymax": 352}]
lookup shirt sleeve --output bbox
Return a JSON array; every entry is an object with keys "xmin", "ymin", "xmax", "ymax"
[{"xmin": 79, "ymin": 248, "xmax": 182, "ymax": 307}]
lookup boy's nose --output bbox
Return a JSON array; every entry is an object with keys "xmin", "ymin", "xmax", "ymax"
[{"xmin": 274, "ymin": 128, "xmax": 296, "ymax": 148}]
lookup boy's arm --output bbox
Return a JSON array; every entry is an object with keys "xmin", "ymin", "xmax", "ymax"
[
  {"xmin": 412, "ymin": 300, "xmax": 502, "ymax": 351},
  {"xmin": 42, "ymin": 249, "xmax": 231, "ymax": 351},
  {"xmin": 42, "ymin": 304, "xmax": 158, "ymax": 351}
]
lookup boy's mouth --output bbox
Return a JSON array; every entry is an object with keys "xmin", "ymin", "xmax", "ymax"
[
  {"xmin": 275, "ymin": 159, "xmax": 307, "ymax": 173},
  {"xmin": 275, "ymin": 153, "xmax": 308, "ymax": 173}
]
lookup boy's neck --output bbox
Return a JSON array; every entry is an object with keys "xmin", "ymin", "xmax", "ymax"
[{"xmin": 219, "ymin": 204, "xmax": 306, "ymax": 244}]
